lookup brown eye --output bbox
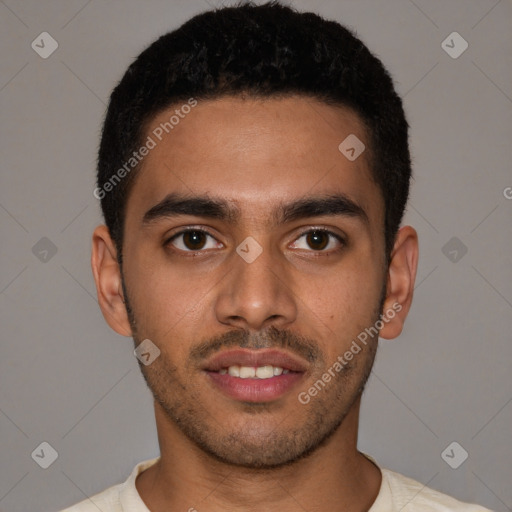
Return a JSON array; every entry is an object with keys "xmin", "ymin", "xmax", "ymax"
[
  {"xmin": 167, "ymin": 229, "xmax": 221, "ymax": 252},
  {"xmin": 182, "ymin": 230, "xmax": 207, "ymax": 250},
  {"xmin": 290, "ymin": 229, "xmax": 344, "ymax": 252},
  {"xmin": 306, "ymin": 230, "xmax": 329, "ymax": 250}
]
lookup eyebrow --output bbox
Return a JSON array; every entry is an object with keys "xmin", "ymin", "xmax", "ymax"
[{"xmin": 142, "ymin": 192, "xmax": 369, "ymax": 227}]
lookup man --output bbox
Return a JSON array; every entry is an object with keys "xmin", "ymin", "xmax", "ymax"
[{"xmin": 62, "ymin": 2, "xmax": 492, "ymax": 511}]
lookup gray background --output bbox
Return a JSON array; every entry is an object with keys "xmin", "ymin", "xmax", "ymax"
[{"xmin": 1, "ymin": 0, "xmax": 511, "ymax": 511}]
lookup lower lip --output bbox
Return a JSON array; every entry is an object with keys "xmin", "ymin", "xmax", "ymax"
[{"xmin": 206, "ymin": 371, "xmax": 304, "ymax": 403}]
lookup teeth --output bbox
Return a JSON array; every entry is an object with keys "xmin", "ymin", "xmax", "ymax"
[
  {"xmin": 256, "ymin": 365, "xmax": 274, "ymax": 379},
  {"xmin": 221, "ymin": 365, "xmax": 287, "ymax": 379},
  {"xmin": 239, "ymin": 366, "xmax": 256, "ymax": 378},
  {"xmin": 228, "ymin": 365, "xmax": 240, "ymax": 377}
]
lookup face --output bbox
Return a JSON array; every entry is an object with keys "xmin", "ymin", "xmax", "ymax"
[{"xmin": 95, "ymin": 95, "xmax": 409, "ymax": 469}]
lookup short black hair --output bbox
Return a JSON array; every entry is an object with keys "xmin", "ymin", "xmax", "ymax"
[{"xmin": 97, "ymin": 0, "xmax": 411, "ymax": 263}]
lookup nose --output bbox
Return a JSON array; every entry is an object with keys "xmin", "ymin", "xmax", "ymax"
[{"xmin": 214, "ymin": 241, "xmax": 298, "ymax": 332}]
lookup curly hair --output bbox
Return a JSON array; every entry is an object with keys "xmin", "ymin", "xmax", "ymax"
[{"xmin": 97, "ymin": 0, "xmax": 411, "ymax": 263}]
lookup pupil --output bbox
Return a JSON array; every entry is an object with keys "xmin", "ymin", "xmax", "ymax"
[
  {"xmin": 184, "ymin": 231, "xmax": 206, "ymax": 250},
  {"xmin": 307, "ymin": 231, "xmax": 328, "ymax": 250}
]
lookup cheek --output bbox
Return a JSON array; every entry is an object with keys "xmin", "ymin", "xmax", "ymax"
[
  {"xmin": 124, "ymin": 251, "xmax": 215, "ymax": 340},
  {"xmin": 301, "ymin": 260, "xmax": 382, "ymax": 324},
  {"xmin": 296, "ymin": 261, "xmax": 383, "ymax": 368}
]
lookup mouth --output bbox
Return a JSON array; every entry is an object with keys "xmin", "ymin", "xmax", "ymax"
[
  {"xmin": 218, "ymin": 364, "xmax": 291, "ymax": 378},
  {"xmin": 202, "ymin": 349, "xmax": 308, "ymax": 403}
]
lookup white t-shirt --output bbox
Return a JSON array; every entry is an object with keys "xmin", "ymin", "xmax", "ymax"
[{"xmin": 59, "ymin": 455, "xmax": 493, "ymax": 511}]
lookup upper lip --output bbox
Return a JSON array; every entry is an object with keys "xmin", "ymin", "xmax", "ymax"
[{"xmin": 202, "ymin": 349, "xmax": 309, "ymax": 373}]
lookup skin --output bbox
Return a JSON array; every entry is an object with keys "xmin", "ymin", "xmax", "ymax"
[{"xmin": 91, "ymin": 95, "xmax": 418, "ymax": 512}]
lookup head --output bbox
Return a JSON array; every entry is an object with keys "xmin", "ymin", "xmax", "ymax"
[{"xmin": 92, "ymin": 1, "xmax": 418, "ymax": 469}]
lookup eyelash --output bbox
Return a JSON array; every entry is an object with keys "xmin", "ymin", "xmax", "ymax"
[{"xmin": 164, "ymin": 227, "xmax": 346, "ymax": 255}]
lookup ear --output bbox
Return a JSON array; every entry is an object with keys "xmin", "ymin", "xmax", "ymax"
[
  {"xmin": 91, "ymin": 225, "xmax": 132, "ymax": 337},
  {"xmin": 379, "ymin": 225, "xmax": 419, "ymax": 340}
]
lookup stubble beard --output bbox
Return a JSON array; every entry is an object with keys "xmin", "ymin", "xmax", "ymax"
[{"xmin": 121, "ymin": 272, "xmax": 385, "ymax": 469}]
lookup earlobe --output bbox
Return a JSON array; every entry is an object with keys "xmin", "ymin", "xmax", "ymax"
[
  {"xmin": 379, "ymin": 225, "xmax": 419, "ymax": 340},
  {"xmin": 91, "ymin": 225, "xmax": 132, "ymax": 337}
]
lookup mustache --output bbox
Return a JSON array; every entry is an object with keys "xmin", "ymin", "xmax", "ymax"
[{"xmin": 189, "ymin": 325, "xmax": 321, "ymax": 365}]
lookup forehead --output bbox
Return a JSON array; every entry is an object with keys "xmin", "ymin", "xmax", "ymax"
[{"xmin": 126, "ymin": 95, "xmax": 383, "ymax": 230}]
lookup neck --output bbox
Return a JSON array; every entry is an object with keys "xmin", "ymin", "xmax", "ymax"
[{"xmin": 136, "ymin": 396, "xmax": 382, "ymax": 512}]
